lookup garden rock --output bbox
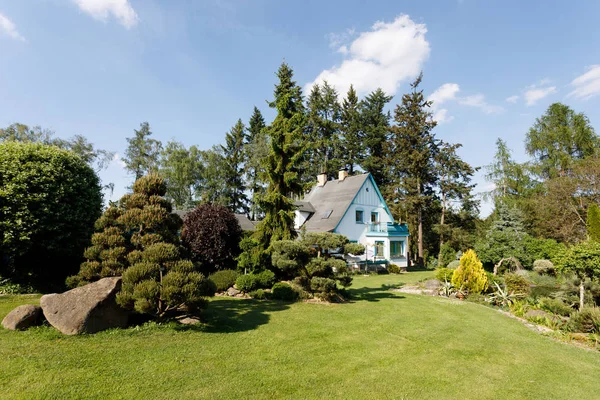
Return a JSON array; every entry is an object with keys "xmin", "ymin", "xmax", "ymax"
[
  {"xmin": 40, "ymin": 277, "xmax": 128, "ymax": 335},
  {"xmin": 227, "ymin": 287, "xmax": 241, "ymax": 297},
  {"xmin": 524, "ymin": 309, "xmax": 552, "ymax": 320},
  {"xmin": 2, "ymin": 304, "xmax": 44, "ymax": 330},
  {"xmin": 422, "ymin": 279, "xmax": 441, "ymax": 290}
]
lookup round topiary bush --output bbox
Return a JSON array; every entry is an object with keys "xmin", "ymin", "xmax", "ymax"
[
  {"xmin": 0, "ymin": 141, "xmax": 102, "ymax": 289},
  {"xmin": 271, "ymin": 282, "xmax": 298, "ymax": 301},
  {"xmin": 181, "ymin": 203, "xmax": 244, "ymax": 273},
  {"xmin": 533, "ymin": 259, "xmax": 555, "ymax": 275},
  {"xmin": 209, "ymin": 269, "xmax": 239, "ymax": 292},
  {"xmin": 503, "ymin": 272, "xmax": 531, "ymax": 296}
]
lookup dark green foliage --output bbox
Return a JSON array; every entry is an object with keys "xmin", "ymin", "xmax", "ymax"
[
  {"xmin": 236, "ymin": 237, "xmax": 265, "ymax": 273},
  {"xmin": 438, "ymin": 243, "xmax": 456, "ymax": 270},
  {"xmin": 123, "ymin": 122, "xmax": 162, "ymax": 181},
  {"xmin": 435, "ymin": 268, "xmax": 454, "ymax": 282},
  {"xmin": 538, "ymin": 297, "xmax": 572, "ymax": 317},
  {"xmin": 556, "ymin": 240, "xmax": 600, "ymax": 308},
  {"xmin": 504, "ymin": 273, "xmax": 531, "ymax": 296},
  {"xmin": 569, "ymin": 308, "xmax": 600, "ymax": 333},
  {"xmin": 387, "ymin": 264, "xmax": 402, "ymax": 274},
  {"xmin": 248, "ymin": 289, "xmax": 267, "ymax": 300},
  {"xmin": 0, "ymin": 142, "xmax": 103, "ymax": 289},
  {"xmin": 245, "ymin": 106, "xmax": 268, "ymax": 221},
  {"xmin": 271, "ymin": 282, "xmax": 298, "ymax": 301},
  {"xmin": 234, "ymin": 270, "xmax": 275, "ymax": 292},
  {"xmin": 208, "ymin": 269, "xmax": 239, "ymax": 292},
  {"xmin": 255, "ymin": 269, "xmax": 276, "ymax": 288},
  {"xmin": 253, "ymin": 63, "xmax": 305, "ymax": 255},
  {"xmin": 340, "ymin": 85, "xmax": 363, "ymax": 175},
  {"xmin": 533, "ymin": 260, "xmax": 555, "ymax": 275},
  {"xmin": 344, "ymin": 243, "xmax": 365, "ymax": 256},
  {"xmin": 159, "ymin": 141, "xmax": 203, "ymax": 209},
  {"xmin": 181, "ymin": 203, "xmax": 243, "ymax": 273},
  {"xmin": 221, "ymin": 119, "xmax": 249, "ymax": 214},
  {"xmin": 310, "ymin": 277, "xmax": 337, "ymax": 295},
  {"xmin": 360, "ymin": 88, "xmax": 393, "ymax": 187},
  {"xmin": 586, "ymin": 204, "xmax": 600, "ymax": 241},
  {"xmin": 522, "ymin": 237, "xmax": 566, "ymax": 268},
  {"xmin": 271, "ymin": 240, "xmax": 311, "ymax": 276}
]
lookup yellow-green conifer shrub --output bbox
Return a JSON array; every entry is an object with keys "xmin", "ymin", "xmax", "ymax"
[{"xmin": 451, "ymin": 249, "xmax": 488, "ymax": 294}]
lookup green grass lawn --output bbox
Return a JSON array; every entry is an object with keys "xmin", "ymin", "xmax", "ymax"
[{"xmin": 2, "ymin": 271, "xmax": 600, "ymax": 399}]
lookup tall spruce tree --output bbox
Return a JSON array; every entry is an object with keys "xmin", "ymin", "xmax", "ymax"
[
  {"xmin": 221, "ymin": 119, "xmax": 249, "ymax": 214},
  {"xmin": 386, "ymin": 73, "xmax": 438, "ymax": 266},
  {"xmin": 253, "ymin": 62, "xmax": 305, "ymax": 254},
  {"xmin": 304, "ymin": 81, "xmax": 342, "ymax": 183},
  {"xmin": 340, "ymin": 85, "xmax": 363, "ymax": 175},
  {"xmin": 245, "ymin": 106, "xmax": 268, "ymax": 220},
  {"xmin": 434, "ymin": 142, "xmax": 477, "ymax": 266},
  {"xmin": 360, "ymin": 88, "xmax": 392, "ymax": 187},
  {"xmin": 123, "ymin": 122, "xmax": 163, "ymax": 182}
]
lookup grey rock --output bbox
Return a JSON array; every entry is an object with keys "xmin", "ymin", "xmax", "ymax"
[
  {"xmin": 2, "ymin": 304, "xmax": 44, "ymax": 330},
  {"xmin": 227, "ymin": 287, "xmax": 241, "ymax": 297},
  {"xmin": 40, "ymin": 277, "xmax": 128, "ymax": 335}
]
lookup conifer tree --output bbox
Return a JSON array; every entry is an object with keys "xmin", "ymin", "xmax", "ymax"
[
  {"xmin": 386, "ymin": 73, "xmax": 438, "ymax": 266},
  {"xmin": 360, "ymin": 88, "xmax": 393, "ymax": 187},
  {"xmin": 451, "ymin": 249, "xmax": 488, "ymax": 294},
  {"xmin": 221, "ymin": 119, "xmax": 249, "ymax": 214},
  {"xmin": 586, "ymin": 204, "xmax": 600, "ymax": 242},
  {"xmin": 340, "ymin": 85, "xmax": 363, "ymax": 175},
  {"xmin": 123, "ymin": 122, "xmax": 163, "ymax": 182},
  {"xmin": 245, "ymin": 106, "xmax": 268, "ymax": 220},
  {"xmin": 253, "ymin": 62, "xmax": 305, "ymax": 254}
]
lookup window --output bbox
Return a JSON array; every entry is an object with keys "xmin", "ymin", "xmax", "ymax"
[
  {"xmin": 371, "ymin": 212, "xmax": 379, "ymax": 223},
  {"xmin": 321, "ymin": 210, "xmax": 333, "ymax": 219},
  {"xmin": 374, "ymin": 241, "xmax": 384, "ymax": 256},
  {"xmin": 390, "ymin": 241, "xmax": 404, "ymax": 257},
  {"xmin": 355, "ymin": 210, "xmax": 363, "ymax": 223}
]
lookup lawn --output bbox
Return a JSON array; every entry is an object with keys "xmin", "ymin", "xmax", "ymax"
[{"xmin": 1, "ymin": 271, "xmax": 600, "ymax": 399}]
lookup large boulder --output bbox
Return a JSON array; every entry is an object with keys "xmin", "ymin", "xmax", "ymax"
[
  {"xmin": 2, "ymin": 304, "xmax": 44, "ymax": 330},
  {"xmin": 40, "ymin": 277, "xmax": 128, "ymax": 335}
]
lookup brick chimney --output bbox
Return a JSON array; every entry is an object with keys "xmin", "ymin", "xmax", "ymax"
[
  {"xmin": 338, "ymin": 169, "xmax": 349, "ymax": 181},
  {"xmin": 317, "ymin": 172, "xmax": 327, "ymax": 187}
]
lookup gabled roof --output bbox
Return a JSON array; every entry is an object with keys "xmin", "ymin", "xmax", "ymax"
[
  {"xmin": 299, "ymin": 173, "xmax": 370, "ymax": 232},
  {"xmin": 294, "ymin": 201, "xmax": 316, "ymax": 213}
]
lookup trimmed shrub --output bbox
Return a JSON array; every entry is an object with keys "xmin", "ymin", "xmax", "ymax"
[
  {"xmin": 435, "ymin": 268, "xmax": 454, "ymax": 282},
  {"xmin": 451, "ymin": 250, "xmax": 488, "ymax": 294},
  {"xmin": 248, "ymin": 289, "xmax": 267, "ymax": 300},
  {"xmin": 439, "ymin": 243, "xmax": 456, "ymax": 269},
  {"xmin": 344, "ymin": 243, "xmax": 365, "ymax": 256},
  {"xmin": 310, "ymin": 277, "xmax": 337, "ymax": 294},
  {"xmin": 255, "ymin": 269, "xmax": 276, "ymax": 288},
  {"xmin": 209, "ymin": 269, "xmax": 239, "ymax": 292},
  {"xmin": 504, "ymin": 272, "xmax": 531, "ymax": 296},
  {"xmin": 447, "ymin": 260, "xmax": 460, "ymax": 269},
  {"xmin": 235, "ymin": 274, "xmax": 258, "ymax": 292},
  {"xmin": 387, "ymin": 264, "xmax": 402, "ymax": 274},
  {"xmin": 538, "ymin": 297, "xmax": 573, "ymax": 317},
  {"xmin": 271, "ymin": 282, "xmax": 298, "ymax": 301},
  {"xmin": 569, "ymin": 307, "xmax": 600, "ymax": 333},
  {"xmin": 0, "ymin": 142, "xmax": 103, "ymax": 289},
  {"xmin": 533, "ymin": 259, "xmax": 555, "ymax": 275}
]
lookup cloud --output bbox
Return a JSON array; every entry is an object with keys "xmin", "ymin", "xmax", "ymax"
[
  {"xmin": 72, "ymin": 0, "xmax": 138, "ymax": 28},
  {"xmin": 0, "ymin": 12, "xmax": 25, "ymax": 41},
  {"xmin": 569, "ymin": 65, "xmax": 600, "ymax": 100},
  {"xmin": 505, "ymin": 95, "xmax": 519, "ymax": 103},
  {"xmin": 432, "ymin": 109, "xmax": 454, "ymax": 124},
  {"xmin": 306, "ymin": 14, "xmax": 430, "ymax": 96},
  {"xmin": 459, "ymin": 94, "xmax": 504, "ymax": 114},
  {"xmin": 523, "ymin": 80, "xmax": 557, "ymax": 106},
  {"xmin": 112, "ymin": 153, "xmax": 127, "ymax": 168},
  {"xmin": 428, "ymin": 83, "xmax": 459, "ymax": 124}
]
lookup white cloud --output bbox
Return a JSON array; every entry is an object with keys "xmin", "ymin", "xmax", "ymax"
[
  {"xmin": 523, "ymin": 80, "xmax": 556, "ymax": 106},
  {"xmin": 306, "ymin": 14, "xmax": 430, "ymax": 96},
  {"xmin": 505, "ymin": 95, "xmax": 519, "ymax": 103},
  {"xmin": 458, "ymin": 94, "xmax": 503, "ymax": 114},
  {"xmin": 432, "ymin": 109, "xmax": 454, "ymax": 124},
  {"xmin": 72, "ymin": 0, "xmax": 138, "ymax": 28},
  {"xmin": 429, "ymin": 83, "xmax": 460, "ymax": 106},
  {"xmin": 112, "ymin": 153, "xmax": 127, "ymax": 168},
  {"xmin": 569, "ymin": 65, "xmax": 600, "ymax": 100},
  {"xmin": 0, "ymin": 12, "xmax": 25, "ymax": 41}
]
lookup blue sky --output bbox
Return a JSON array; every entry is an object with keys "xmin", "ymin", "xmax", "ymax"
[{"xmin": 1, "ymin": 0, "xmax": 600, "ymax": 216}]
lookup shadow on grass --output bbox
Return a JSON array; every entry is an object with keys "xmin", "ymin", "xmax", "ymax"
[
  {"xmin": 347, "ymin": 285, "xmax": 406, "ymax": 302},
  {"xmin": 176, "ymin": 298, "xmax": 291, "ymax": 333}
]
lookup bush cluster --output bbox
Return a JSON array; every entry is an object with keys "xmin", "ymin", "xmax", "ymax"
[
  {"xmin": 235, "ymin": 270, "xmax": 275, "ymax": 292},
  {"xmin": 538, "ymin": 297, "xmax": 572, "ymax": 317},
  {"xmin": 451, "ymin": 250, "xmax": 488, "ymax": 294},
  {"xmin": 271, "ymin": 282, "xmax": 298, "ymax": 301},
  {"xmin": 209, "ymin": 269, "xmax": 239, "ymax": 292},
  {"xmin": 435, "ymin": 268, "xmax": 454, "ymax": 282},
  {"xmin": 533, "ymin": 259, "xmax": 555, "ymax": 275},
  {"xmin": 504, "ymin": 273, "xmax": 531, "ymax": 296},
  {"xmin": 387, "ymin": 264, "xmax": 402, "ymax": 274},
  {"xmin": 569, "ymin": 307, "xmax": 600, "ymax": 333}
]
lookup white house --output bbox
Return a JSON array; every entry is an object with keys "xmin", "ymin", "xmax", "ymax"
[{"xmin": 294, "ymin": 170, "xmax": 409, "ymax": 268}]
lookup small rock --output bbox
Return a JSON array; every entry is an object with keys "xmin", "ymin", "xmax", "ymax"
[
  {"xmin": 40, "ymin": 277, "xmax": 129, "ymax": 335},
  {"xmin": 227, "ymin": 287, "xmax": 241, "ymax": 297},
  {"xmin": 178, "ymin": 316, "xmax": 201, "ymax": 325},
  {"xmin": 422, "ymin": 279, "xmax": 441, "ymax": 290},
  {"xmin": 2, "ymin": 304, "xmax": 44, "ymax": 331}
]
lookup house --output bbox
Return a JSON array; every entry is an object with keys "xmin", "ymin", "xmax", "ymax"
[{"xmin": 294, "ymin": 170, "xmax": 409, "ymax": 268}]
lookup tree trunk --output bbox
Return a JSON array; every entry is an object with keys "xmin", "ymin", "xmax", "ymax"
[
  {"xmin": 580, "ymin": 279, "xmax": 585, "ymax": 310},
  {"xmin": 437, "ymin": 192, "xmax": 446, "ymax": 268},
  {"xmin": 417, "ymin": 178, "xmax": 424, "ymax": 267}
]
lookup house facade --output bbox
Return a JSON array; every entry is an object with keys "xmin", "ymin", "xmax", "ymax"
[{"xmin": 294, "ymin": 171, "xmax": 410, "ymax": 267}]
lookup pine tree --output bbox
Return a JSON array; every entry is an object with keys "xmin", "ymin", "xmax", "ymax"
[
  {"xmin": 587, "ymin": 204, "xmax": 600, "ymax": 242},
  {"xmin": 123, "ymin": 122, "xmax": 162, "ymax": 182},
  {"xmin": 451, "ymin": 249, "xmax": 488, "ymax": 294},
  {"xmin": 360, "ymin": 88, "xmax": 393, "ymax": 187},
  {"xmin": 340, "ymin": 85, "xmax": 363, "ymax": 175},
  {"xmin": 386, "ymin": 73, "xmax": 438, "ymax": 266},
  {"xmin": 245, "ymin": 106, "xmax": 268, "ymax": 220},
  {"xmin": 221, "ymin": 119, "xmax": 249, "ymax": 214},
  {"xmin": 253, "ymin": 62, "xmax": 305, "ymax": 254}
]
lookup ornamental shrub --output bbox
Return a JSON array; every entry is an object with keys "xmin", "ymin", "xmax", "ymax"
[
  {"xmin": 235, "ymin": 274, "xmax": 257, "ymax": 292},
  {"xmin": 254, "ymin": 269, "xmax": 276, "ymax": 288},
  {"xmin": 249, "ymin": 289, "xmax": 267, "ymax": 300},
  {"xmin": 569, "ymin": 307, "xmax": 600, "ymax": 333},
  {"xmin": 451, "ymin": 249, "xmax": 488, "ymax": 294},
  {"xmin": 0, "ymin": 142, "xmax": 102, "ymax": 289},
  {"xmin": 504, "ymin": 273, "xmax": 531, "ymax": 296},
  {"xmin": 181, "ymin": 203, "xmax": 243, "ymax": 273},
  {"xmin": 208, "ymin": 269, "xmax": 239, "ymax": 292},
  {"xmin": 538, "ymin": 297, "xmax": 572, "ymax": 317},
  {"xmin": 533, "ymin": 259, "xmax": 555, "ymax": 275},
  {"xmin": 438, "ymin": 243, "xmax": 456, "ymax": 269},
  {"xmin": 271, "ymin": 282, "xmax": 298, "ymax": 301},
  {"xmin": 71, "ymin": 174, "xmax": 213, "ymax": 319},
  {"xmin": 435, "ymin": 268, "xmax": 454, "ymax": 282},
  {"xmin": 387, "ymin": 264, "xmax": 402, "ymax": 274}
]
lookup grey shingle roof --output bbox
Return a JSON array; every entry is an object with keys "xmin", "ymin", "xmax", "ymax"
[
  {"xmin": 294, "ymin": 200, "xmax": 316, "ymax": 213},
  {"xmin": 299, "ymin": 173, "xmax": 370, "ymax": 232}
]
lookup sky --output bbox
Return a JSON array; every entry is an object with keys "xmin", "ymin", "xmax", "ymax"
[{"xmin": 1, "ymin": 0, "xmax": 600, "ymax": 217}]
